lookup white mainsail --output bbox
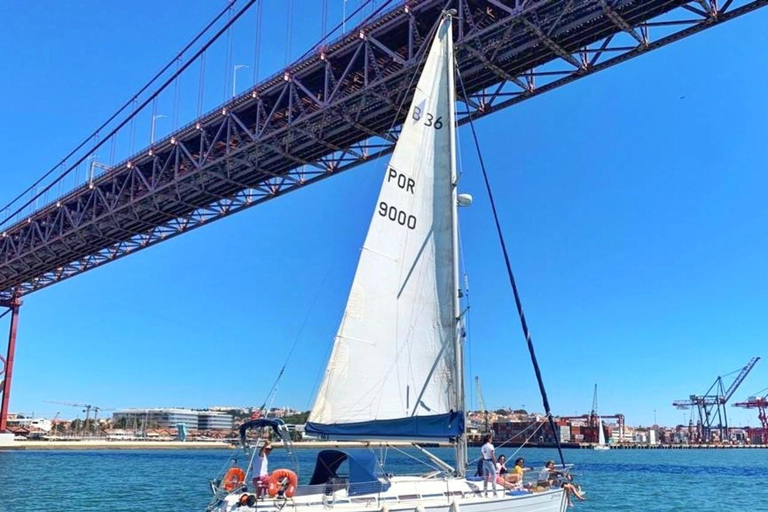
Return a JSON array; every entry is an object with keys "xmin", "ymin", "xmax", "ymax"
[{"xmin": 307, "ymin": 17, "xmax": 460, "ymax": 440}]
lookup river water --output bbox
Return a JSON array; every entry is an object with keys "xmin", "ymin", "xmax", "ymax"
[{"xmin": 0, "ymin": 447, "xmax": 765, "ymax": 511}]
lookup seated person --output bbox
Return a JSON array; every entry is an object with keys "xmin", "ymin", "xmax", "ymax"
[
  {"xmin": 510, "ymin": 457, "xmax": 531, "ymax": 487},
  {"xmin": 537, "ymin": 461, "xmax": 585, "ymax": 506},
  {"xmin": 493, "ymin": 455, "xmax": 516, "ymax": 490},
  {"xmin": 536, "ymin": 460, "xmax": 556, "ymax": 488}
]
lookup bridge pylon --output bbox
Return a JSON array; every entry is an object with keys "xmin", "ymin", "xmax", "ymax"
[{"xmin": 0, "ymin": 291, "xmax": 21, "ymax": 433}]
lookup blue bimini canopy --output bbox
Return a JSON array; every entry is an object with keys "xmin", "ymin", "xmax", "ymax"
[
  {"xmin": 238, "ymin": 418, "xmax": 286, "ymax": 444},
  {"xmin": 305, "ymin": 411, "xmax": 464, "ymax": 440},
  {"xmin": 308, "ymin": 449, "xmax": 391, "ymax": 496}
]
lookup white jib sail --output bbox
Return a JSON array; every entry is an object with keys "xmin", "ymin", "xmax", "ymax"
[
  {"xmin": 598, "ymin": 418, "xmax": 606, "ymax": 446},
  {"xmin": 309, "ymin": 17, "xmax": 458, "ymax": 433}
]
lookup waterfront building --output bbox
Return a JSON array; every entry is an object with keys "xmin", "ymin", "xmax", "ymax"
[
  {"xmin": 112, "ymin": 408, "xmax": 233, "ymax": 431},
  {"xmin": 199, "ymin": 411, "xmax": 234, "ymax": 430},
  {"xmin": 6, "ymin": 416, "xmax": 52, "ymax": 433},
  {"xmin": 610, "ymin": 425, "xmax": 634, "ymax": 444}
]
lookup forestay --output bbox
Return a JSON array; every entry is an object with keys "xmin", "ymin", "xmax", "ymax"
[{"xmin": 307, "ymin": 17, "xmax": 461, "ymax": 440}]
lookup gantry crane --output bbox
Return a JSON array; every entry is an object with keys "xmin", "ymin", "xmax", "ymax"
[
  {"xmin": 589, "ymin": 384, "xmax": 599, "ymax": 427},
  {"xmin": 475, "ymin": 376, "xmax": 489, "ymax": 434},
  {"xmin": 733, "ymin": 387, "xmax": 768, "ymax": 445},
  {"xmin": 672, "ymin": 357, "xmax": 760, "ymax": 443},
  {"xmin": 560, "ymin": 384, "xmax": 625, "ymax": 444}
]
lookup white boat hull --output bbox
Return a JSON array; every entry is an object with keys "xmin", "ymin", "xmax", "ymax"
[{"xmin": 209, "ymin": 476, "xmax": 566, "ymax": 512}]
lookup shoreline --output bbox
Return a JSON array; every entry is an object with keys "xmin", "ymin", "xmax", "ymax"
[
  {"xmin": 2, "ymin": 439, "xmax": 766, "ymax": 451},
  {"xmin": 0, "ymin": 440, "xmax": 437, "ymax": 451}
]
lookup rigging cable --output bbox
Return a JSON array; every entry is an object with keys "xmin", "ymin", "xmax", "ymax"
[
  {"xmin": 256, "ymin": 271, "xmax": 331, "ymax": 415},
  {"xmin": 467, "ymin": 417, "xmax": 547, "ymax": 468},
  {"xmin": 455, "ymin": 67, "xmax": 567, "ymax": 469}
]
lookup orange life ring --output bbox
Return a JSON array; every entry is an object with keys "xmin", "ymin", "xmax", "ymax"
[
  {"xmin": 267, "ymin": 469, "xmax": 298, "ymax": 498},
  {"xmin": 223, "ymin": 467, "xmax": 246, "ymax": 492}
]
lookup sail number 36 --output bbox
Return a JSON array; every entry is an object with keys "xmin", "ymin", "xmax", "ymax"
[
  {"xmin": 412, "ymin": 106, "xmax": 443, "ymax": 129},
  {"xmin": 378, "ymin": 202, "xmax": 417, "ymax": 230}
]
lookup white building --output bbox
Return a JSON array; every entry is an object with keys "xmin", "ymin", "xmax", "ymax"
[
  {"xmin": 7, "ymin": 417, "xmax": 53, "ymax": 433},
  {"xmin": 611, "ymin": 426, "xmax": 635, "ymax": 444},
  {"xmin": 112, "ymin": 408, "xmax": 233, "ymax": 431}
]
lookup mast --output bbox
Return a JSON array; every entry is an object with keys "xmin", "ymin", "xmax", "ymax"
[{"xmin": 445, "ymin": 9, "xmax": 466, "ymax": 477}]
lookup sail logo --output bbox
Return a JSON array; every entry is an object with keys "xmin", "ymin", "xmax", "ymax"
[{"xmin": 387, "ymin": 168, "xmax": 415, "ymax": 194}]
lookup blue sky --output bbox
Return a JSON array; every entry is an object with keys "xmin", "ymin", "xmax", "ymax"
[{"xmin": 0, "ymin": 1, "xmax": 767, "ymax": 428}]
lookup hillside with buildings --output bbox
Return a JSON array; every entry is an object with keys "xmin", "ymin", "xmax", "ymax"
[{"xmin": 4, "ymin": 406, "xmax": 765, "ymax": 447}]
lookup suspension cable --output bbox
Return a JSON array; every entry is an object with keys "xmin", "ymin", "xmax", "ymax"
[
  {"xmin": 253, "ymin": 0, "xmax": 264, "ymax": 83},
  {"xmin": 455, "ymin": 67, "xmax": 566, "ymax": 469},
  {"xmin": 0, "ymin": 1, "xmax": 239, "ymax": 225},
  {"xmin": 2, "ymin": 0, "xmax": 399, "ymax": 230}
]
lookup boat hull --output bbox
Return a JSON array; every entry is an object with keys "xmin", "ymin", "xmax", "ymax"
[{"xmin": 209, "ymin": 477, "xmax": 566, "ymax": 512}]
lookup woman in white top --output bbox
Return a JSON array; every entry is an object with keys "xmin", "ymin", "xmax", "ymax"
[
  {"xmin": 493, "ymin": 454, "xmax": 516, "ymax": 490},
  {"xmin": 480, "ymin": 434, "xmax": 497, "ymax": 497}
]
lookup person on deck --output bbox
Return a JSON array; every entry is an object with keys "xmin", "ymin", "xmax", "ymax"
[
  {"xmin": 510, "ymin": 457, "xmax": 532, "ymax": 486},
  {"xmin": 537, "ymin": 460, "xmax": 585, "ymax": 507},
  {"xmin": 494, "ymin": 454, "xmax": 517, "ymax": 491},
  {"xmin": 480, "ymin": 434, "xmax": 497, "ymax": 497},
  {"xmin": 252, "ymin": 442, "xmax": 273, "ymax": 498}
]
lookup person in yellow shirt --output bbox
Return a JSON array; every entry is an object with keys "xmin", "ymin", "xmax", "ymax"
[{"xmin": 510, "ymin": 457, "xmax": 531, "ymax": 486}]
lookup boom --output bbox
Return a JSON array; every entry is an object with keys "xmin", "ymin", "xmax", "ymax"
[{"xmin": 724, "ymin": 357, "xmax": 760, "ymax": 403}]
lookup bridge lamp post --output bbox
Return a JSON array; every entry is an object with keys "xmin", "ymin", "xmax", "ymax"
[
  {"xmin": 150, "ymin": 114, "xmax": 167, "ymax": 145},
  {"xmin": 233, "ymin": 64, "xmax": 248, "ymax": 98}
]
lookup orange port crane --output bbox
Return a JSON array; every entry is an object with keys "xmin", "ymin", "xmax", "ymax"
[
  {"xmin": 733, "ymin": 388, "xmax": 768, "ymax": 445},
  {"xmin": 672, "ymin": 357, "xmax": 760, "ymax": 443}
]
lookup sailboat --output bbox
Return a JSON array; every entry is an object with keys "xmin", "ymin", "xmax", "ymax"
[
  {"xmin": 591, "ymin": 386, "xmax": 609, "ymax": 450},
  {"xmin": 207, "ymin": 11, "xmax": 567, "ymax": 512},
  {"xmin": 594, "ymin": 418, "xmax": 609, "ymax": 451}
]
